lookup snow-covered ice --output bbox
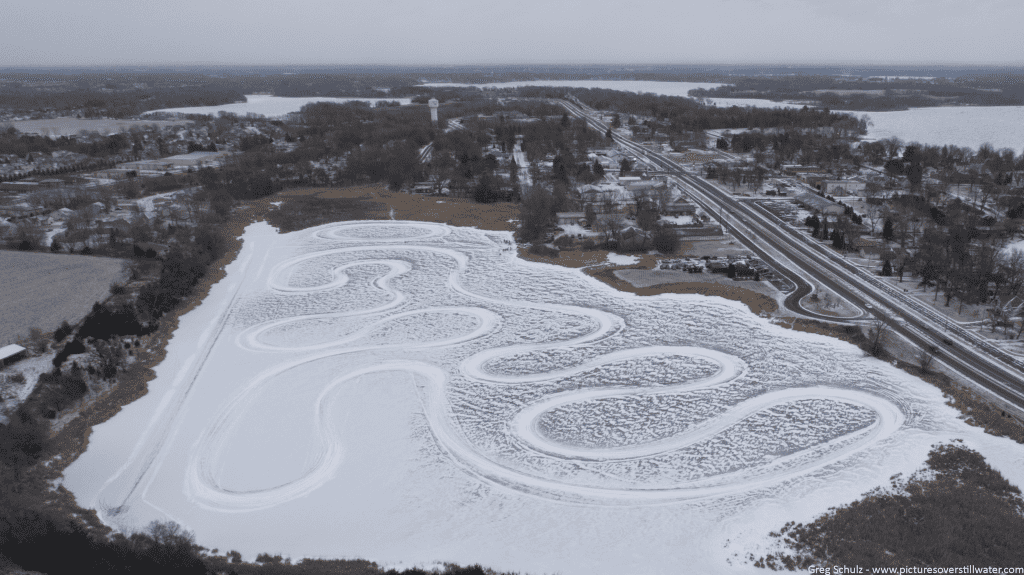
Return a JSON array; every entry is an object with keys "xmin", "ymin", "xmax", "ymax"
[
  {"xmin": 62, "ymin": 220, "xmax": 1024, "ymax": 574},
  {"xmin": 145, "ymin": 95, "xmax": 413, "ymax": 118},
  {"xmin": 846, "ymin": 105, "xmax": 1024, "ymax": 153}
]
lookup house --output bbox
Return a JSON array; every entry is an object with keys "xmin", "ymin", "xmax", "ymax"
[
  {"xmin": 48, "ymin": 207, "xmax": 77, "ymax": 222},
  {"xmin": 556, "ymin": 212, "xmax": 587, "ymax": 227},
  {"xmin": 821, "ymin": 179, "xmax": 866, "ymax": 197},
  {"xmin": 102, "ymin": 218, "xmax": 132, "ymax": 235},
  {"xmin": 580, "ymin": 185, "xmax": 634, "ymax": 216},
  {"xmin": 801, "ymin": 173, "xmax": 829, "ymax": 188},
  {"xmin": 412, "ymin": 181, "xmax": 435, "ymax": 194},
  {"xmin": 618, "ymin": 226, "xmax": 650, "ymax": 251},
  {"xmin": 675, "ymin": 224, "xmax": 723, "ymax": 237},
  {"xmin": 0, "ymin": 344, "xmax": 27, "ymax": 367},
  {"xmin": 665, "ymin": 199, "xmax": 697, "ymax": 216},
  {"xmin": 782, "ymin": 165, "xmax": 822, "ymax": 175},
  {"xmin": 0, "ymin": 181, "xmax": 40, "ymax": 192}
]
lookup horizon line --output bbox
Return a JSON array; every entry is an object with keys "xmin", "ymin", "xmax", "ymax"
[{"xmin": 2, "ymin": 62, "xmax": 1024, "ymax": 71}]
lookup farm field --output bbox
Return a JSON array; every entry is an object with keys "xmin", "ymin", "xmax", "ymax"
[
  {"xmin": 0, "ymin": 250, "xmax": 126, "ymax": 345},
  {"xmin": 61, "ymin": 220, "xmax": 1024, "ymax": 575}
]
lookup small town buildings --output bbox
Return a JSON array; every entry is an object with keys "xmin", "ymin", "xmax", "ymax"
[
  {"xmin": 0, "ymin": 202, "xmax": 44, "ymax": 218},
  {"xmin": 794, "ymin": 192, "xmax": 845, "ymax": 216},
  {"xmin": 821, "ymin": 179, "xmax": 866, "ymax": 196},
  {"xmin": 0, "ymin": 181, "xmax": 41, "ymax": 193}
]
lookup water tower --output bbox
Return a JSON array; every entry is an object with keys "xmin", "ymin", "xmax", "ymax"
[{"xmin": 428, "ymin": 98, "xmax": 439, "ymax": 126}]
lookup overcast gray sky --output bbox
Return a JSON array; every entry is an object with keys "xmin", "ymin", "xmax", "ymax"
[{"xmin": 3, "ymin": 0, "xmax": 1023, "ymax": 67}]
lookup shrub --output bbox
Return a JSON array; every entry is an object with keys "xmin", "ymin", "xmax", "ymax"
[
  {"xmin": 0, "ymin": 407, "xmax": 50, "ymax": 467},
  {"xmin": 53, "ymin": 338, "xmax": 86, "ymax": 369},
  {"xmin": 766, "ymin": 444, "xmax": 1024, "ymax": 569},
  {"xmin": 54, "ymin": 320, "xmax": 73, "ymax": 343},
  {"xmin": 581, "ymin": 238, "xmax": 596, "ymax": 250},
  {"xmin": 652, "ymin": 226, "xmax": 680, "ymax": 254},
  {"xmin": 527, "ymin": 244, "xmax": 559, "ymax": 258},
  {"xmin": 553, "ymin": 234, "xmax": 574, "ymax": 248}
]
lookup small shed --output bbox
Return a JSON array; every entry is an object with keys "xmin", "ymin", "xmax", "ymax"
[{"xmin": 0, "ymin": 344, "xmax": 27, "ymax": 367}]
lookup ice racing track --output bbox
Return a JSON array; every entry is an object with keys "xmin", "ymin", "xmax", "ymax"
[{"xmin": 95, "ymin": 221, "xmax": 907, "ymax": 519}]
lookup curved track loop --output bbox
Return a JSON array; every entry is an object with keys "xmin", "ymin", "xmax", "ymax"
[{"xmin": 184, "ymin": 221, "xmax": 905, "ymax": 511}]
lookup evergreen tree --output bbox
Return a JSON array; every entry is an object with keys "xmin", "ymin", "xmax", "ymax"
[
  {"xmin": 882, "ymin": 259, "xmax": 893, "ymax": 276},
  {"xmin": 882, "ymin": 218, "xmax": 894, "ymax": 241}
]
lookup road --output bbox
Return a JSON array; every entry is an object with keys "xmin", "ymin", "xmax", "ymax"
[{"xmin": 558, "ymin": 97, "xmax": 1024, "ymax": 412}]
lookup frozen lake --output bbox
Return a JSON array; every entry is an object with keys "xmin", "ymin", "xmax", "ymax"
[
  {"xmin": 145, "ymin": 94, "xmax": 413, "ymax": 118},
  {"xmin": 850, "ymin": 106, "xmax": 1024, "ymax": 152},
  {"xmin": 62, "ymin": 221, "xmax": 1024, "ymax": 574}
]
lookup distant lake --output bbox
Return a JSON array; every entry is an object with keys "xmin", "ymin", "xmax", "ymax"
[{"xmin": 145, "ymin": 94, "xmax": 413, "ymax": 118}]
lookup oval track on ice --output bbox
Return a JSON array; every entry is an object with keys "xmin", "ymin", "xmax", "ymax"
[{"xmin": 174, "ymin": 221, "xmax": 906, "ymax": 510}]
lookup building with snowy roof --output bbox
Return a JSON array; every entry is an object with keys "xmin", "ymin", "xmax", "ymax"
[
  {"xmin": 794, "ymin": 192, "xmax": 845, "ymax": 216},
  {"xmin": 0, "ymin": 344, "xmax": 27, "ymax": 367}
]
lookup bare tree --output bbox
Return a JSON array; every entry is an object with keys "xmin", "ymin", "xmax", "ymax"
[
  {"xmin": 864, "ymin": 208, "xmax": 883, "ymax": 235},
  {"xmin": 882, "ymin": 137, "xmax": 904, "ymax": 161},
  {"xmin": 91, "ymin": 337, "xmax": 126, "ymax": 380},
  {"xmin": 918, "ymin": 345, "xmax": 937, "ymax": 373},
  {"xmin": 654, "ymin": 185, "xmax": 673, "ymax": 214},
  {"xmin": 865, "ymin": 317, "xmax": 891, "ymax": 358}
]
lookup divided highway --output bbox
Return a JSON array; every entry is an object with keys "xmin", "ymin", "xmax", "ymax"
[{"xmin": 558, "ymin": 97, "xmax": 1024, "ymax": 410}]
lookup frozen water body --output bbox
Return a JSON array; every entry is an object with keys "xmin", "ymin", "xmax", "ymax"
[
  {"xmin": 145, "ymin": 94, "xmax": 413, "ymax": 118},
  {"xmin": 63, "ymin": 221, "xmax": 1024, "ymax": 574}
]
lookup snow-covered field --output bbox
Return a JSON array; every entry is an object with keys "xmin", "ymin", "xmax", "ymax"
[
  {"xmin": 62, "ymin": 221, "xmax": 1024, "ymax": 574},
  {"xmin": 145, "ymin": 95, "xmax": 413, "ymax": 118},
  {"xmin": 0, "ymin": 250, "xmax": 126, "ymax": 346}
]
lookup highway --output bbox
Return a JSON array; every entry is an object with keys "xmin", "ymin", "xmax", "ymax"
[{"xmin": 558, "ymin": 97, "xmax": 1024, "ymax": 411}]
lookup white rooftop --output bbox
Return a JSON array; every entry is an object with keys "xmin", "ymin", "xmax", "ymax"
[{"xmin": 0, "ymin": 344, "xmax": 26, "ymax": 361}]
